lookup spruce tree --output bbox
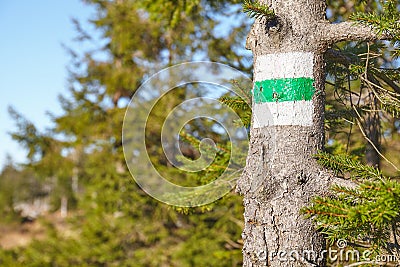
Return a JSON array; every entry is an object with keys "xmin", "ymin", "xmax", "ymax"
[
  {"xmin": 239, "ymin": 0, "xmax": 399, "ymax": 266},
  {"xmin": 1, "ymin": 0, "xmax": 250, "ymax": 266}
]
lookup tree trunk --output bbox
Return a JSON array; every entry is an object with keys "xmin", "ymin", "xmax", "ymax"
[
  {"xmin": 364, "ymin": 89, "xmax": 381, "ymax": 168},
  {"xmin": 238, "ymin": 0, "xmax": 382, "ymax": 266},
  {"xmin": 60, "ymin": 195, "xmax": 68, "ymax": 218}
]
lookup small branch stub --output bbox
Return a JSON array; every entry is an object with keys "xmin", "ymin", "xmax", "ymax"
[{"xmin": 318, "ymin": 21, "xmax": 389, "ymax": 45}]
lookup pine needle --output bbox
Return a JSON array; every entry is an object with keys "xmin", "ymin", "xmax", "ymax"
[{"xmin": 242, "ymin": 0, "xmax": 275, "ymax": 20}]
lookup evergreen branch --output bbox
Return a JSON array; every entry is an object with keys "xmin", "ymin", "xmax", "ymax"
[
  {"xmin": 378, "ymin": 68, "xmax": 400, "ymax": 82},
  {"xmin": 366, "ymin": 69, "xmax": 400, "ymax": 117},
  {"xmin": 349, "ymin": 0, "xmax": 400, "ymax": 48},
  {"xmin": 219, "ymin": 96, "xmax": 252, "ymax": 128},
  {"xmin": 219, "ymin": 96, "xmax": 251, "ymax": 112},
  {"xmin": 179, "ymin": 131, "xmax": 229, "ymax": 155},
  {"xmin": 331, "ymin": 185, "xmax": 373, "ymax": 201},
  {"xmin": 380, "ymin": 96, "xmax": 400, "ymax": 118},
  {"xmin": 322, "ymin": 0, "xmax": 399, "ymax": 44},
  {"xmin": 393, "ymin": 48, "xmax": 400, "ymax": 58},
  {"xmin": 351, "ymin": 102, "xmax": 400, "ymax": 172},
  {"xmin": 314, "ymin": 151, "xmax": 384, "ymax": 180},
  {"xmin": 231, "ymin": 79, "xmax": 252, "ymax": 105},
  {"xmin": 303, "ymin": 209, "xmax": 349, "ymax": 218},
  {"xmin": 314, "ymin": 198, "xmax": 352, "ymax": 213},
  {"xmin": 320, "ymin": 21, "xmax": 385, "ymax": 44},
  {"xmin": 242, "ymin": 0, "xmax": 275, "ymax": 20},
  {"xmin": 305, "ymin": 175, "xmax": 400, "ymax": 251},
  {"xmin": 372, "ymin": 68, "xmax": 400, "ymax": 94},
  {"xmin": 234, "ymin": 112, "xmax": 252, "ymax": 128},
  {"xmin": 325, "ymin": 108, "xmax": 357, "ymax": 122}
]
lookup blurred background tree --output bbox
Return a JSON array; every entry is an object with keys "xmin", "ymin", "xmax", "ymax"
[{"xmin": 0, "ymin": 0, "xmax": 250, "ymax": 266}]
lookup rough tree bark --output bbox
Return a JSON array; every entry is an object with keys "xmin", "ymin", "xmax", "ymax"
[{"xmin": 237, "ymin": 0, "xmax": 383, "ymax": 266}]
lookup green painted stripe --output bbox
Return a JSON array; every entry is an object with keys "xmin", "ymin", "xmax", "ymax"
[{"xmin": 253, "ymin": 77, "xmax": 315, "ymax": 103}]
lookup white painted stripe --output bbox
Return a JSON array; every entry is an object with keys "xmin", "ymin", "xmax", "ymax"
[
  {"xmin": 254, "ymin": 52, "xmax": 314, "ymax": 81},
  {"xmin": 253, "ymin": 101, "xmax": 314, "ymax": 127}
]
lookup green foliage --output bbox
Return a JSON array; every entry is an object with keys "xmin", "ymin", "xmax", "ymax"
[
  {"xmin": 325, "ymin": 37, "xmax": 400, "ymax": 172},
  {"xmin": 0, "ymin": 0, "xmax": 250, "ymax": 265},
  {"xmin": 219, "ymin": 80, "xmax": 252, "ymax": 128},
  {"xmin": 350, "ymin": 0, "xmax": 400, "ymax": 57},
  {"xmin": 304, "ymin": 153, "xmax": 400, "ymax": 251},
  {"xmin": 313, "ymin": 2, "xmax": 400, "ymax": 251},
  {"xmin": 242, "ymin": 0, "xmax": 274, "ymax": 20},
  {"xmin": 220, "ymin": 96, "xmax": 252, "ymax": 127},
  {"xmin": 314, "ymin": 151, "xmax": 383, "ymax": 181}
]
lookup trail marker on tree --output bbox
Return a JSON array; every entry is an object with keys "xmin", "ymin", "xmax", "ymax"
[{"xmin": 238, "ymin": 0, "xmax": 393, "ymax": 266}]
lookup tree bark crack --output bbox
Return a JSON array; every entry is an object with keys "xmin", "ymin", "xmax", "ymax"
[{"xmin": 270, "ymin": 206, "xmax": 280, "ymax": 257}]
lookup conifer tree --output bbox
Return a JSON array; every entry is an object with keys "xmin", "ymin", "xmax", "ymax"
[
  {"xmin": 1, "ymin": 0, "xmax": 250, "ymax": 266},
  {"xmin": 238, "ymin": 0, "xmax": 399, "ymax": 266}
]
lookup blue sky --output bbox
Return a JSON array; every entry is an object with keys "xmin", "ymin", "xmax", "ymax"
[{"xmin": 0, "ymin": 1, "xmax": 94, "ymax": 168}]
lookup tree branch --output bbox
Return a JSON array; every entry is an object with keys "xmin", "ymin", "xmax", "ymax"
[
  {"xmin": 325, "ymin": 48, "xmax": 355, "ymax": 66},
  {"xmin": 329, "ymin": 175, "xmax": 358, "ymax": 190},
  {"xmin": 318, "ymin": 168, "xmax": 358, "ymax": 192},
  {"xmin": 373, "ymin": 69, "xmax": 400, "ymax": 94},
  {"xmin": 319, "ymin": 21, "xmax": 388, "ymax": 44}
]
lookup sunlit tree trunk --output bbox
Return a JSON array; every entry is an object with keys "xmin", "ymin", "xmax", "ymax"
[{"xmin": 238, "ymin": 0, "xmax": 383, "ymax": 266}]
